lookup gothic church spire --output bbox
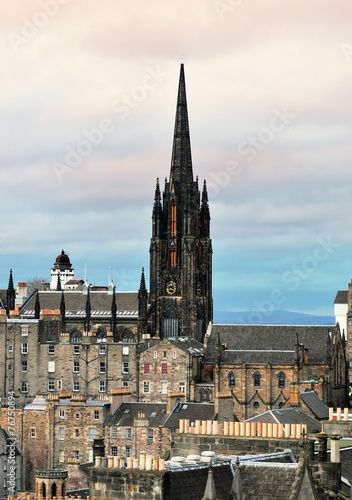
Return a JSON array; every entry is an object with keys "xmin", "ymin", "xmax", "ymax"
[{"xmin": 169, "ymin": 63, "xmax": 193, "ymax": 189}]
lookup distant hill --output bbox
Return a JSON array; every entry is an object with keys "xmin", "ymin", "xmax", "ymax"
[{"xmin": 214, "ymin": 309, "xmax": 335, "ymax": 326}]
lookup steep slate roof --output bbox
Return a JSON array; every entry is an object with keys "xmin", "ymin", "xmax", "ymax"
[
  {"xmin": 245, "ymin": 408, "xmax": 321, "ymax": 433},
  {"xmin": 20, "ymin": 290, "xmax": 139, "ymax": 318},
  {"xmin": 166, "ymin": 462, "xmax": 233, "ymax": 500},
  {"xmin": 299, "ymin": 391, "xmax": 329, "ymax": 420},
  {"xmin": 334, "ymin": 290, "xmax": 348, "ymax": 304},
  {"xmin": 204, "ymin": 324, "xmax": 334, "ymax": 365},
  {"xmin": 163, "ymin": 402, "xmax": 215, "ymax": 429},
  {"xmin": 104, "ymin": 402, "xmax": 167, "ymax": 428},
  {"xmin": 156, "ymin": 337, "xmax": 203, "ymax": 357},
  {"xmin": 238, "ymin": 462, "xmax": 303, "ymax": 500}
]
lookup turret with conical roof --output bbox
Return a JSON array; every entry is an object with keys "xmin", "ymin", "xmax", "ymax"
[{"xmin": 149, "ymin": 64, "xmax": 213, "ymax": 341}]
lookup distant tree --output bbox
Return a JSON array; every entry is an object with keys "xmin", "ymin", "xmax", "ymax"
[{"xmin": 27, "ymin": 277, "xmax": 47, "ymax": 295}]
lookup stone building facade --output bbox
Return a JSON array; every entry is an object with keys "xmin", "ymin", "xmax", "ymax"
[
  {"xmin": 0, "ymin": 395, "xmax": 110, "ymax": 491},
  {"xmin": 201, "ymin": 323, "xmax": 348, "ymax": 420},
  {"xmin": 138, "ymin": 338, "xmax": 203, "ymax": 403},
  {"xmin": 0, "ymin": 308, "xmax": 139, "ymax": 405}
]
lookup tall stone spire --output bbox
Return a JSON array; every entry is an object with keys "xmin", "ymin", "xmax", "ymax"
[
  {"xmin": 149, "ymin": 64, "xmax": 213, "ymax": 341},
  {"xmin": 169, "ymin": 63, "xmax": 193, "ymax": 188}
]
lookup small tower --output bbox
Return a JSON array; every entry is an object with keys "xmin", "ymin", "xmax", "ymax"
[
  {"xmin": 50, "ymin": 250, "xmax": 75, "ymax": 290},
  {"xmin": 35, "ymin": 469, "xmax": 67, "ymax": 499},
  {"xmin": 149, "ymin": 64, "xmax": 213, "ymax": 341}
]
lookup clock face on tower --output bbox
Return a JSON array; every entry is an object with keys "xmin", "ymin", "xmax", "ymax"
[{"xmin": 166, "ymin": 281, "xmax": 176, "ymax": 295}]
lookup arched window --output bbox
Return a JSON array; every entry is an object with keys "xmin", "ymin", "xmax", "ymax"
[
  {"xmin": 253, "ymin": 372, "xmax": 261, "ymax": 387},
  {"xmin": 228, "ymin": 372, "xmax": 235, "ymax": 387},
  {"xmin": 278, "ymin": 372, "xmax": 285, "ymax": 388},
  {"xmin": 199, "ymin": 389, "xmax": 205, "ymax": 401},
  {"xmin": 70, "ymin": 329, "xmax": 82, "ymax": 344},
  {"xmin": 52, "ymin": 483, "xmax": 57, "ymax": 497},
  {"xmin": 164, "ymin": 307, "xmax": 179, "ymax": 339},
  {"xmin": 121, "ymin": 329, "xmax": 134, "ymax": 343},
  {"xmin": 41, "ymin": 483, "xmax": 46, "ymax": 498},
  {"xmin": 205, "ymin": 389, "xmax": 211, "ymax": 401}
]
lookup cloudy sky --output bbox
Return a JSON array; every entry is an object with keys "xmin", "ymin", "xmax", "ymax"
[{"xmin": 1, "ymin": 1, "xmax": 352, "ymax": 319}]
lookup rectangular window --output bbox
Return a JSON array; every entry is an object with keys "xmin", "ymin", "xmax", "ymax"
[
  {"xmin": 161, "ymin": 381, "xmax": 168, "ymax": 394},
  {"xmin": 163, "ymin": 351, "xmax": 167, "ymax": 358},
  {"xmin": 162, "ymin": 363, "xmax": 168, "ymax": 374},
  {"xmin": 21, "ymin": 342, "xmax": 28, "ymax": 355},
  {"xmin": 179, "ymin": 382, "xmax": 185, "ymax": 393},
  {"xmin": 125, "ymin": 445, "xmax": 131, "ymax": 458},
  {"xmin": 153, "ymin": 351, "xmax": 157, "ymax": 359},
  {"xmin": 74, "ymin": 450, "xmax": 79, "ymax": 460},
  {"xmin": 99, "ymin": 345, "xmax": 106, "ymax": 355},
  {"xmin": 99, "ymin": 362, "xmax": 106, "ymax": 374},
  {"xmin": 48, "ymin": 361, "xmax": 55, "ymax": 373},
  {"xmin": 59, "ymin": 427, "xmax": 64, "ymax": 440},
  {"xmin": 122, "ymin": 381, "xmax": 129, "ymax": 388},
  {"xmin": 73, "ymin": 380, "xmax": 79, "ymax": 392},
  {"xmin": 75, "ymin": 429, "xmax": 79, "ymax": 438},
  {"xmin": 111, "ymin": 446, "xmax": 118, "ymax": 456},
  {"xmin": 88, "ymin": 428, "xmax": 95, "ymax": 441},
  {"xmin": 75, "ymin": 413, "xmax": 80, "ymax": 420},
  {"xmin": 30, "ymin": 428, "xmax": 36, "ymax": 438},
  {"xmin": 21, "ymin": 382, "xmax": 28, "ymax": 393},
  {"xmin": 122, "ymin": 346, "xmax": 129, "ymax": 356},
  {"xmin": 73, "ymin": 346, "xmax": 80, "ymax": 355},
  {"xmin": 57, "ymin": 380, "xmax": 62, "ymax": 391},
  {"xmin": 21, "ymin": 325, "xmax": 29, "ymax": 336},
  {"xmin": 125, "ymin": 428, "xmax": 132, "ymax": 439},
  {"xmin": 173, "ymin": 351, "xmax": 177, "ymax": 359},
  {"xmin": 48, "ymin": 379, "xmax": 55, "ymax": 392},
  {"xmin": 21, "ymin": 360, "xmax": 28, "ymax": 372},
  {"xmin": 48, "ymin": 344, "xmax": 55, "ymax": 355},
  {"xmin": 147, "ymin": 428, "xmax": 153, "ymax": 444},
  {"xmin": 144, "ymin": 363, "xmax": 150, "ymax": 374},
  {"xmin": 180, "ymin": 363, "xmax": 186, "ymax": 376},
  {"xmin": 73, "ymin": 361, "xmax": 79, "ymax": 373},
  {"xmin": 94, "ymin": 410, "xmax": 100, "ymax": 420},
  {"xmin": 143, "ymin": 381, "xmax": 150, "ymax": 394},
  {"xmin": 8, "ymin": 346, "xmax": 13, "ymax": 353},
  {"xmin": 122, "ymin": 362, "xmax": 129, "ymax": 374},
  {"xmin": 88, "ymin": 449, "xmax": 93, "ymax": 462},
  {"xmin": 59, "ymin": 451, "xmax": 64, "ymax": 463},
  {"xmin": 110, "ymin": 427, "xmax": 117, "ymax": 438},
  {"xmin": 99, "ymin": 380, "xmax": 106, "ymax": 393},
  {"xmin": 59, "ymin": 409, "xmax": 65, "ymax": 419}
]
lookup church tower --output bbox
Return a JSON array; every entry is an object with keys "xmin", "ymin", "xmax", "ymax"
[{"xmin": 149, "ymin": 64, "xmax": 213, "ymax": 341}]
